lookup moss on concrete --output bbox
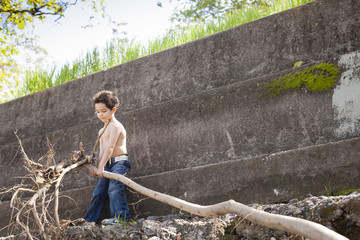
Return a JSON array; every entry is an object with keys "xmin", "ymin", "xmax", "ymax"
[
  {"xmin": 336, "ymin": 188, "xmax": 360, "ymax": 196},
  {"xmin": 258, "ymin": 63, "xmax": 341, "ymax": 97}
]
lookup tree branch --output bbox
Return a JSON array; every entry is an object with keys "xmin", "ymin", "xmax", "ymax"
[
  {"xmin": 84, "ymin": 164, "xmax": 349, "ymax": 240},
  {"xmin": 5, "ymin": 128, "xmax": 349, "ymax": 240}
]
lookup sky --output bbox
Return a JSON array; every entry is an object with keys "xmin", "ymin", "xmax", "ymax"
[{"xmin": 31, "ymin": 0, "xmax": 179, "ymax": 67}]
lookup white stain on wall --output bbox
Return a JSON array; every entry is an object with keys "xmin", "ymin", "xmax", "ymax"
[{"xmin": 332, "ymin": 51, "xmax": 360, "ymax": 138}]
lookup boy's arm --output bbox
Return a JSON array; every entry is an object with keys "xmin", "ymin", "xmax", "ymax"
[
  {"xmin": 96, "ymin": 124, "xmax": 122, "ymax": 177},
  {"xmin": 97, "ymin": 137, "xmax": 103, "ymax": 166},
  {"xmin": 89, "ymin": 129, "xmax": 103, "ymax": 176}
]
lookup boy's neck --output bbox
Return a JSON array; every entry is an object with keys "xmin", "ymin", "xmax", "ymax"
[{"xmin": 106, "ymin": 115, "xmax": 116, "ymax": 124}]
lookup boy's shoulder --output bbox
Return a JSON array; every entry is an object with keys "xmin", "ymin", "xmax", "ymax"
[
  {"xmin": 98, "ymin": 120, "xmax": 121, "ymax": 132},
  {"xmin": 108, "ymin": 119, "xmax": 125, "ymax": 132}
]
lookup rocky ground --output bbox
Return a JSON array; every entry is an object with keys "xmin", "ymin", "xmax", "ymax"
[{"xmin": 2, "ymin": 192, "xmax": 360, "ymax": 240}]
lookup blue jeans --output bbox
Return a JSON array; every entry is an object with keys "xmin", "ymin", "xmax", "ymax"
[{"xmin": 83, "ymin": 157, "xmax": 131, "ymax": 223}]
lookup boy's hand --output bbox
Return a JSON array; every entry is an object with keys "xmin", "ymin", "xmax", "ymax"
[
  {"xmin": 96, "ymin": 167, "xmax": 104, "ymax": 178},
  {"xmin": 89, "ymin": 168, "xmax": 97, "ymax": 176}
]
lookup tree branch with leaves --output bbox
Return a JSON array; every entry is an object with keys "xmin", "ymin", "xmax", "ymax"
[
  {"xmin": 0, "ymin": 0, "xmax": 112, "ymax": 101},
  {"xmin": 158, "ymin": 0, "xmax": 269, "ymax": 25}
]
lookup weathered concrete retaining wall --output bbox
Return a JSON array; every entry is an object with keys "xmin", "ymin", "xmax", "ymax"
[{"xmin": 1, "ymin": 0, "xmax": 360, "ymax": 234}]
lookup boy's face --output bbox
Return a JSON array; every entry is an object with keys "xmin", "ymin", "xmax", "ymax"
[{"xmin": 95, "ymin": 103, "xmax": 116, "ymax": 123}]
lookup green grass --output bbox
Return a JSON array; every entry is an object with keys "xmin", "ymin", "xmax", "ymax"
[{"xmin": 5, "ymin": 0, "xmax": 314, "ymax": 102}]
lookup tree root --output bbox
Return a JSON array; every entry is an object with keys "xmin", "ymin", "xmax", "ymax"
[{"xmin": 0, "ymin": 131, "xmax": 94, "ymax": 239}]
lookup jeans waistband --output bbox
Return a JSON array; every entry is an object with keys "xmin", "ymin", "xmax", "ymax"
[{"xmin": 108, "ymin": 154, "xmax": 129, "ymax": 165}]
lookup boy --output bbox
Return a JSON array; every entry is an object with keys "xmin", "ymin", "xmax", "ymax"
[{"xmin": 83, "ymin": 90, "xmax": 131, "ymax": 225}]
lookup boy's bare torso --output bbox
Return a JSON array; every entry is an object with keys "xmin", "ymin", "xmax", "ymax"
[{"xmin": 99, "ymin": 120, "xmax": 127, "ymax": 158}]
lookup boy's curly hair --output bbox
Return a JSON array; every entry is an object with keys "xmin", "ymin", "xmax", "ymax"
[{"xmin": 93, "ymin": 90, "xmax": 119, "ymax": 110}]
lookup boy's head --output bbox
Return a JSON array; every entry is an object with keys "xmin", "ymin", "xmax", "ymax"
[{"xmin": 93, "ymin": 90, "xmax": 119, "ymax": 110}]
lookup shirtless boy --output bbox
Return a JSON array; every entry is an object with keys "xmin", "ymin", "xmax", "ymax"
[{"xmin": 83, "ymin": 90, "xmax": 131, "ymax": 224}]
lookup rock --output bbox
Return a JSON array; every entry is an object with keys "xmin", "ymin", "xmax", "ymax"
[
  {"xmin": 289, "ymin": 199, "xmax": 298, "ymax": 204},
  {"xmin": 142, "ymin": 220, "xmax": 160, "ymax": 236},
  {"xmin": 148, "ymin": 237, "xmax": 160, "ymax": 240},
  {"xmin": 263, "ymin": 206, "xmax": 271, "ymax": 212},
  {"xmin": 350, "ymin": 191, "xmax": 360, "ymax": 196},
  {"xmin": 235, "ymin": 193, "xmax": 360, "ymax": 240},
  {"xmin": 2, "ymin": 193, "xmax": 359, "ymax": 240},
  {"xmin": 224, "ymin": 214, "xmax": 237, "ymax": 221}
]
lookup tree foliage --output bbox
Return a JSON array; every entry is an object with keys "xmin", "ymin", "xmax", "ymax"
[
  {"xmin": 159, "ymin": 0, "xmax": 269, "ymax": 24},
  {"xmin": 0, "ymin": 0, "xmax": 105, "ymax": 100}
]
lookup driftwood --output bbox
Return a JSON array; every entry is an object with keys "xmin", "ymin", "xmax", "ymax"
[
  {"xmin": 1, "ymin": 139, "xmax": 90, "ymax": 239},
  {"xmin": 0, "ymin": 127, "xmax": 101, "ymax": 240},
  {"xmin": 1, "ymin": 123, "xmax": 349, "ymax": 240},
  {"xmin": 85, "ymin": 164, "xmax": 349, "ymax": 240}
]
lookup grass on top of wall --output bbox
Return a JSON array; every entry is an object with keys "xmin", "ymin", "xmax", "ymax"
[{"xmin": 10, "ymin": 0, "xmax": 314, "ymax": 102}]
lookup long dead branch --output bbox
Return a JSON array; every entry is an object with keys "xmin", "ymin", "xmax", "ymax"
[
  {"xmin": 84, "ymin": 164, "xmax": 349, "ymax": 240},
  {"xmin": 4, "ymin": 123, "xmax": 349, "ymax": 240}
]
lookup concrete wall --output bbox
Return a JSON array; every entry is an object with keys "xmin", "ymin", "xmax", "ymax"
[{"xmin": 1, "ymin": 0, "xmax": 360, "ymax": 233}]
